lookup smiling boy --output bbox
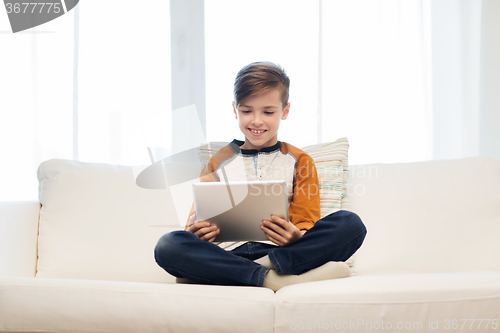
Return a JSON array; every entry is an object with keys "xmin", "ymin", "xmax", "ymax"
[
  {"xmin": 154, "ymin": 62, "xmax": 367, "ymax": 291},
  {"xmin": 235, "ymin": 87, "xmax": 287, "ymax": 150}
]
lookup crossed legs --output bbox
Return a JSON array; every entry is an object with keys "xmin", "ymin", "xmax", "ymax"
[{"xmin": 154, "ymin": 210, "xmax": 367, "ymax": 288}]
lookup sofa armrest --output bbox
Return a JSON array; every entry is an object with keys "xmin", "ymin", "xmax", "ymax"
[{"xmin": 0, "ymin": 201, "xmax": 40, "ymax": 278}]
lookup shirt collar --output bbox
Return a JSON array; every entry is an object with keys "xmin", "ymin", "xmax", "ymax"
[{"xmin": 230, "ymin": 139, "xmax": 281, "ymax": 155}]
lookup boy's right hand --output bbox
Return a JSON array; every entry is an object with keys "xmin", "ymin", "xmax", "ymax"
[{"xmin": 187, "ymin": 214, "xmax": 220, "ymax": 242}]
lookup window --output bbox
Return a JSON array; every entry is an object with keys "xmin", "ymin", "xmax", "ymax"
[
  {"xmin": 205, "ymin": 0, "xmax": 320, "ymax": 148},
  {"xmin": 204, "ymin": 0, "xmax": 431, "ymax": 164}
]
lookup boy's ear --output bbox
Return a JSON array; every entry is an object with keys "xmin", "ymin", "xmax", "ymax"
[
  {"xmin": 232, "ymin": 101, "xmax": 238, "ymax": 119},
  {"xmin": 281, "ymin": 102, "xmax": 290, "ymax": 120}
]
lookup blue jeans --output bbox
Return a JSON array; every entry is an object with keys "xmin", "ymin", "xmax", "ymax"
[{"xmin": 154, "ymin": 210, "xmax": 366, "ymax": 287}]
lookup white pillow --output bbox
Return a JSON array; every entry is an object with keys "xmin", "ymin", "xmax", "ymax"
[{"xmin": 36, "ymin": 159, "xmax": 179, "ymax": 283}]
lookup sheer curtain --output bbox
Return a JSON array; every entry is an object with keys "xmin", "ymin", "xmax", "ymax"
[
  {"xmin": 2, "ymin": 0, "xmax": 499, "ymax": 201},
  {"xmin": 204, "ymin": 0, "xmax": 431, "ymax": 165},
  {"xmin": 77, "ymin": 1, "xmax": 171, "ymax": 166},
  {"xmin": 429, "ymin": 0, "xmax": 500, "ymax": 161},
  {"xmin": 0, "ymin": 1, "xmax": 171, "ymax": 201},
  {"xmin": 204, "ymin": 0, "xmax": 320, "ymax": 149},
  {"xmin": 204, "ymin": 0, "xmax": 500, "ymax": 165},
  {"xmin": 320, "ymin": 0, "xmax": 431, "ymax": 164},
  {"xmin": 0, "ymin": 10, "xmax": 74, "ymax": 201}
]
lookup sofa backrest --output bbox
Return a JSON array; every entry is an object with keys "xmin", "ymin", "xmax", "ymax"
[
  {"xmin": 0, "ymin": 201, "xmax": 40, "ymax": 278},
  {"xmin": 36, "ymin": 159, "xmax": 181, "ymax": 283},
  {"xmin": 35, "ymin": 156, "xmax": 500, "ymax": 283},
  {"xmin": 347, "ymin": 156, "xmax": 500, "ymax": 275}
]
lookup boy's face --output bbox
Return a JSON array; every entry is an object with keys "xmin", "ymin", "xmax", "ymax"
[{"xmin": 233, "ymin": 88, "xmax": 289, "ymax": 151}]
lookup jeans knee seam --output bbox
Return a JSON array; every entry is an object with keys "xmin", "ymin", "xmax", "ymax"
[
  {"xmin": 257, "ymin": 267, "xmax": 270, "ymax": 287},
  {"xmin": 304, "ymin": 229, "xmax": 367, "ymax": 266},
  {"xmin": 274, "ymin": 229, "xmax": 367, "ymax": 274},
  {"xmin": 268, "ymin": 251, "xmax": 284, "ymax": 274}
]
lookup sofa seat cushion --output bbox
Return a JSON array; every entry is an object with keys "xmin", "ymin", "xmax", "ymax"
[
  {"xmin": 275, "ymin": 272, "xmax": 500, "ymax": 333},
  {"xmin": 0, "ymin": 277, "xmax": 275, "ymax": 333}
]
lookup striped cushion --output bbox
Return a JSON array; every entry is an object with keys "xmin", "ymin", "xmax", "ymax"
[
  {"xmin": 197, "ymin": 142, "xmax": 228, "ymax": 167},
  {"xmin": 302, "ymin": 137, "xmax": 349, "ymax": 217},
  {"xmin": 198, "ymin": 138, "xmax": 350, "ymax": 218}
]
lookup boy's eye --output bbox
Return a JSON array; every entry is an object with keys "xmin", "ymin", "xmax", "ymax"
[
  {"xmin": 241, "ymin": 110, "xmax": 251, "ymax": 114},
  {"xmin": 264, "ymin": 111, "xmax": 274, "ymax": 115}
]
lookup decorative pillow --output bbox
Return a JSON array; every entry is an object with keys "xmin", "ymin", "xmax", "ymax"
[
  {"xmin": 301, "ymin": 137, "xmax": 353, "ymax": 271},
  {"xmin": 199, "ymin": 138, "xmax": 350, "ymax": 219},
  {"xmin": 197, "ymin": 141, "xmax": 229, "ymax": 168},
  {"xmin": 301, "ymin": 137, "xmax": 350, "ymax": 217}
]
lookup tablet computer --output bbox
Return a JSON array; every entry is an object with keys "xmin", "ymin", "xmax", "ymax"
[{"xmin": 192, "ymin": 180, "xmax": 289, "ymax": 242}]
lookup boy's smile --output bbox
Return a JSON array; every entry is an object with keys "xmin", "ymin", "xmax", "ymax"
[
  {"xmin": 248, "ymin": 128, "xmax": 267, "ymax": 136},
  {"xmin": 233, "ymin": 89, "xmax": 290, "ymax": 151}
]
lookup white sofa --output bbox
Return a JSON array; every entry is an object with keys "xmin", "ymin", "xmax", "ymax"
[{"xmin": 1, "ymin": 156, "xmax": 500, "ymax": 333}]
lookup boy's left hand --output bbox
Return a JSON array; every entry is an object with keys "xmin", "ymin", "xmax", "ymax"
[{"xmin": 261, "ymin": 215, "xmax": 305, "ymax": 247}]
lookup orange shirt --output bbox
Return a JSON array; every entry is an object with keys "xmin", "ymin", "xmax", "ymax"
[{"xmin": 185, "ymin": 140, "xmax": 321, "ymax": 234}]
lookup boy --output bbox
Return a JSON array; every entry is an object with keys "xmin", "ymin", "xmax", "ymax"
[{"xmin": 154, "ymin": 62, "xmax": 366, "ymax": 291}]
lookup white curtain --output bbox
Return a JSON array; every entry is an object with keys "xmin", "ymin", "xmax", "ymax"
[
  {"xmin": 0, "ymin": 9, "xmax": 74, "ymax": 201},
  {"xmin": 204, "ymin": 0, "xmax": 320, "ymax": 149},
  {"xmin": 320, "ymin": 0, "xmax": 431, "ymax": 164},
  {"xmin": 204, "ymin": 0, "xmax": 500, "ymax": 165},
  {"xmin": 77, "ymin": 1, "xmax": 171, "ymax": 166},
  {"xmin": 0, "ymin": 1, "xmax": 171, "ymax": 201},
  {"xmin": 1, "ymin": 0, "xmax": 499, "ymax": 201},
  {"xmin": 429, "ymin": 0, "xmax": 500, "ymax": 161},
  {"xmin": 204, "ymin": 0, "xmax": 431, "ymax": 164}
]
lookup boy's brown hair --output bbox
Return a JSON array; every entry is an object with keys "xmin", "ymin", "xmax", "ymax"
[{"xmin": 233, "ymin": 61, "xmax": 290, "ymax": 109}]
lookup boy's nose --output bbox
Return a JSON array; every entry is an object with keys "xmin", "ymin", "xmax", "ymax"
[{"xmin": 252, "ymin": 115, "xmax": 264, "ymax": 125}]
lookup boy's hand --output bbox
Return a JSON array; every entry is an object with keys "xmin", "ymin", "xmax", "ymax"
[
  {"xmin": 261, "ymin": 215, "xmax": 304, "ymax": 247},
  {"xmin": 187, "ymin": 214, "xmax": 220, "ymax": 242}
]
